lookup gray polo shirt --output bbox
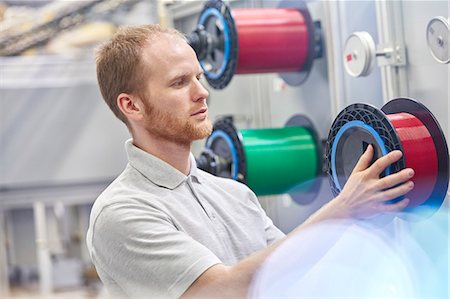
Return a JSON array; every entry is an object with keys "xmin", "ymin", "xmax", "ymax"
[{"xmin": 86, "ymin": 139, "xmax": 285, "ymax": 298}]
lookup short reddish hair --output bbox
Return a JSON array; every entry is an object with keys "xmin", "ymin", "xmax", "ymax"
[{"xmin": 95, "ymin": 24, "xmax": 185, "ymax": 124}]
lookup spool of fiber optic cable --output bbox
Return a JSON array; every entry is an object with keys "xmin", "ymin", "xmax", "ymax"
[
  {"xmin": 186, "ymin": 0, "xmax": 323, "ymax": 89},
  {"xmin": 197, "ymin": 115, "xmax": 322, "ymax": 199},
  {"xmin": 325, "ymin": 98, "xmax": 449, "ymax": 218}
]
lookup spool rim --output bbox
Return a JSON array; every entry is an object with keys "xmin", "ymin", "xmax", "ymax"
[
  {"xmin": 278, "ymin": 0, "xmax": 316, "ymax": 86},
  {"xmin": 331, "ymin": 120, "xmax": 391, "ymax": 191},
  {"xmin": 284, "ymin": 114, "xmax": 322, "ymax": 205},
  {"xmin": 382, "ymin": 98, "xmax": 449, "ymax": 216},
  {"xmin": 285, "ymin": 114, "xmax": 322, "ymax": 176},
  {"xmin": 326, "ymin": 103, "xmax": 406, "ymax": 197},
  {"xmin": 197, "ymin": 0, "xmax": 238, "ymax": 89},
  {"xmin": 205, "ymin": 117, "xmax": 247, "ymax": 183}
]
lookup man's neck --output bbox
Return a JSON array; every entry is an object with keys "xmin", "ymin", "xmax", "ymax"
[{"xmin": 132, "ymin": 133, "xmax": 192, "ymax": 176}]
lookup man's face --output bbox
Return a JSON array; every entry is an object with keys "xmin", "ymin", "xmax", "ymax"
[{"xmin": 139, "ymin": 34, "xmax": 212, "ymax": 144}]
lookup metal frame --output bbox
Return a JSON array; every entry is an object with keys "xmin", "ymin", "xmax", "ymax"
[
  {"xmin": 322, "ymin": 0, "xmax": 347, "ymax": 119},
  {"xmin": 0, "ymin": 209, "xmax": 9, "ymax": 297},
  {"xmin": 375, "ymin": 0, "xmax": 409, "ymax": 103}
]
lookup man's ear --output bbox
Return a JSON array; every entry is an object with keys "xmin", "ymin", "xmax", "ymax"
[{"xmin": 117, "ymin": 93, "xmax": 144, "ymax": 122}]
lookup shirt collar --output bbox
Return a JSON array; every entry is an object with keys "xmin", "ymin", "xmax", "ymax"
[
  {"xmin": 125, "ymin": 139, "xmax": 203, "ymax": 189},
  {"xmin": 189, "ymin": 153, "xmax": 204, "ymax": 183}
]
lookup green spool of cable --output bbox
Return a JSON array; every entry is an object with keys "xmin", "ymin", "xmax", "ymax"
[
  {"xmin": 240, "ymin": 127, "xmax": 319, "ymax": 195},
  {"xmin": 197, "ymin": 116, "xmax": 321, "ymax": 197}
]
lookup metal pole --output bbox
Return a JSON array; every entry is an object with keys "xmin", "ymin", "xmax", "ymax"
[
  {"xmin": 33, "ymin": 202, "xmax": 52, "ymax": 295},
  {"xmin": 0, "ymin": 208, "xmax": 10, "ymax": 297},
  {"xmin": 375, "ymin": 0, "xmax": 409, "ymax": 102}
]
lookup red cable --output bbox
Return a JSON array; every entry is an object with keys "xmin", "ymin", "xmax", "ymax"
[
  {"xmin": 233, "ymin": 8, "xmax": 309, "ymax": 74},
  {"xmin": 387, "ymin": 113, "xmax": 438, "ymax": 207}
]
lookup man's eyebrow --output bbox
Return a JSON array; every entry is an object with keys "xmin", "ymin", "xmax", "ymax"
[
  {"xmin": 169, "ymin": 70, "xmax": 203, "ymax": 81},
  {"xmin": 169, "ymin": 72, "xmax": 190, "ymax": 81}
]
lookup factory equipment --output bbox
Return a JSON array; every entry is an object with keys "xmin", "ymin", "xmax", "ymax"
[
  {"xmin": 197, "ymin": 115, "xmax": 323, "ymax": 202},
  {"xmin": 426, "ymin": 16, "xmax": 450, "ymax": 64},
  {"xmin": 0, "ymin": 0, "xmax": 140, "ymax": 56},
  {"xmin": 343, "ymin": 31, "xmax": 406, "ymax": 77},
  {"xmin": 186, "ymin": 0, "xmax": 323, "ymax": 89},
  {"xmin": 326, "ymin": 98, "xmax": 449, "ymax": 218}
]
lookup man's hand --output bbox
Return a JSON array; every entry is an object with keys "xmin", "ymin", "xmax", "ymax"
[
  {"xmin": 333, "ymin": 144, "xmax": 414, "ymax": 219},
  {"xmin": 302, "ymin": 144, "xmax": 414, "ymax": 227}
]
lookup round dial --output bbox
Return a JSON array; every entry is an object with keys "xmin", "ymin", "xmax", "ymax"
[
  {"xmin": 426, "ymin": 16, "xmax": 450, "ymax": 64},
  {"xmin": 343, "ymin": 32, "xmax": 376, "ymax": 77}
]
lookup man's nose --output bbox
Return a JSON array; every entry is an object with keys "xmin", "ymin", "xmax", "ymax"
[{"xmin": 193, "ymin": 79, "xmax": 209, "ymax": 101}]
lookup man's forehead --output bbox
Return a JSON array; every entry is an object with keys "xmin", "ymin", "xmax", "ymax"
[
  {"xmin": 165, "ymin": 60, "xmax": 202, "ymax": 79},
  {"xmin": 145, "ymin": 35, "xmax": 190, "ymax": 59},
  {"xmin": 146, "ymin": 37, "xmax": 199, "ymax": 63},
  {"xmin": 147, "ymin": 32, "xmax": 185, "ymax": 48}
]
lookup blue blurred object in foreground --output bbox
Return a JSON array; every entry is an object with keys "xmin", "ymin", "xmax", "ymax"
[{"xmin": 250, "ymin": 208, "xmax": 448, "ymax": 299}]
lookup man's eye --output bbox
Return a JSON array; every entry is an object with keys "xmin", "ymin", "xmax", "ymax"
[{"xmin": 173, "ymin": 79, "xmax": 186, "ymax": 87}]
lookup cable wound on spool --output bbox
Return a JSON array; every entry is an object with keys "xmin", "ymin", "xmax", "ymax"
[
  {"xmin": 327, "ymin": 99, "xmax": 449, "ymax": 218},
  {"xmin": 192, "ymin": 0, "xmax": 319, "ymax": 89},
  {"xmin": 325, "ymin": 103, "xmax": 405, "ymax": 197},
  {"xmin": 277, "ymin": 0, "xmax": 317, "ymax": 86},
  {"xmin": 240, "ymin": 126, "xmax": 318, "ymax": 196},
  {"xmin": 382, "ymin": 98, "xmax": 449, "ymax": 214},
  {"xmin": 196, "ymin": 0, "xmax": 238, "ymax": 89},
  {"xmin": 285, "ymin": 114, "xmax": 323, "ymax": 177},
  {"xmin": 284, "ymin": 114, "xmax": 323, "ymax": 204},
  {"xmin": 203, "ymin": 116, "xmax": 320, "ymax": 197}
]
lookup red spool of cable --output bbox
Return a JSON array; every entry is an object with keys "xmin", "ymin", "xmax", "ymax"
[
  {"xmin": 233, "ymin": 8, "xmax": 309, "ymax": 74},
  {"xmin": 327, "ymin": 98, "xmax": 448, "ymax": 218},
  {"xmin": 188, "ymin": 0, "xmax": 320, "ymax": 89},
  {"xmin": 381, "ymin": 98, "xmax": 449, "ymax": 216},
  {"xmin": 387, "ymin": 113, "xmax": 438, "ymax": 207}
]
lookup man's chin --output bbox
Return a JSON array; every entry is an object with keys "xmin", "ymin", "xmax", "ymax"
[{"xmin": 191, "ymin": 121, "xmax": 213, "ymax": 140}]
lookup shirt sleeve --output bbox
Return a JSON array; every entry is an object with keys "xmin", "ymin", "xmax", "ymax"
[
  {"xmin": 264, "ymin": 212, "xmax": 286, "ymax": 245},
  {"xmin": 90, "ymin": 202, "xmax": 221, "ymax": 299},
  {"xmin": 246, "ymin": 190, "xmax": 286, "ymax": 245}
]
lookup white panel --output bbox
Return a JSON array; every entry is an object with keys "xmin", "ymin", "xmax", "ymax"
[
  {"xmin": 0, "ymin": 57, "xmax": 130, "ymax": 186},
  {"xmin": 9, "ymin": 209, "xmax": 36, "ymax": 267},
  {"xmin": 328, "ymin": 0, "xmax": 383, "ymax": 111},
  {"xmin": 401, "ymin": 0, "xmax": 449, "ymax": 136},
  {"xmin": 398, "ymin": 1, "xmax": 449, "ymax": 295}
]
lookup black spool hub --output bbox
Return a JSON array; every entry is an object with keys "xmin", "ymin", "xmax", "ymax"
[
  {"xmin": 382, "ymin": 98, "xmax": 449, "ymax": 213},
  {"xmin": 204, "ymin": 117, "xmax": 247, "ymax": 183},
  {"xmin": 186, "ymin": 25, "xmax": 210, "ymax": 61},
  {"xmin": 326, "ymin": 103, "xmax": 406, "ymax": 197},
  {"xmin": 196, "ymin": 148, "xmax": 220, "ymax": 175},
  {"xmin": 191, "ymin": 0, "xmax": 238, "ymax": 89},
  {"xmin": 278, "ymin": 0, "xmax": 320, "ymax": 86},
  {"xmin": 285, "ymin": 114, "xmax": 323, "ymax": 205}
]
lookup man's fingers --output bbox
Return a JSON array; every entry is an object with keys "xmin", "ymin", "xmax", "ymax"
[
  {"xmin": 374, "ymin": 168, "xmax": 415, "ymax": 190},
  {"xmin": 373, "ymin": 180, "xmax": 414, "ymax": 202},
  {"xmin": 379, "ymin": 197, "xmax": 410, "ymax": 213},
  {"xmin": 368, "ymin": 150, "xmax": 403, "ymax": 176},
  {"xmin": 352, "ymin": 144, "xmax": 374, "ymax": 173}
]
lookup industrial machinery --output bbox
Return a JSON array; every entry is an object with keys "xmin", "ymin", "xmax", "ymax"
[
  {"xmin": 326, "ymin": 98, "xmax": 449, "ymax": 218},
  {"xmin": 426, "ymin": 16, "xmax": 450, "ymax": 64},
  {"xmin": 186, "ymin": 0, "xmax": 323, "ymax": 89},
  {"xmin": 0, "ymin": 0, "xmax": 140, "ymax": 56},
  {"xmin": 197, "ymin": 115, "xmax": 324, "ymax": 202},
  {"xmin": 342, "ymin": 15, "xmax": 449, "ymax": 78},
  {"xmin": 342, "ymin": 31, "xmax": 407, "ymax": 78}
]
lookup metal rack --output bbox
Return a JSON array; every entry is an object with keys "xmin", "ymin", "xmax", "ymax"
[
  {"xmin": 0, "ymin": 55, "xmax": 96, "ymax": 89},
  {"xmin": 0, "ymin": 0, "xmax": 140, "ymax": 56}
]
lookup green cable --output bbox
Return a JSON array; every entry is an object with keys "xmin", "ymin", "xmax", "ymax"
[{"xmin": 240, "ymin": 126, "xmax": 319, "ymax": 195}]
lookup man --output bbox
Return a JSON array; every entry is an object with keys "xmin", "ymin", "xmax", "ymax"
[{"xmin": 86, "ymin": 24, "xmax": 415, "ymax": 298}]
